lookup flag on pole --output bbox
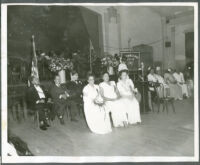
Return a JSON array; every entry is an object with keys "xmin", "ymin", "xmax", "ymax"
[
  {"xmin": 89, "ymin": 39, "xmax": 94, "ymax": 72},
  {"xmin": 28, "ymin": 35, "xmax": 39, "ymax": 86},
  {"xmin": 89, "ymin": 39, "xmax": 94, "ymax": 50}
]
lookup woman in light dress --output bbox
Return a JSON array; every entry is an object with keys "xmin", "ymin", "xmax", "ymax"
[
  {"xmin": 83, "ymin": 73, "xmax": 112, "ymax": 134},
  {"xmin": 117, "ymin": 70, "xmax": 141, "ymax": 124},
  {"xmin": 164, "ymin": 69, "xmax": 182, "ymax": 100},
  {"xmin": 99, "ymin": 72, "xmax": 128, "ymax": 127},
  {"xmin": 155, "ymin": 68, "xmax": 170, "ymax": 98}
]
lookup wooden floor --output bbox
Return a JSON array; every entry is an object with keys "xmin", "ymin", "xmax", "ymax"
[{"xmin": 9, "ymin": 97, "xmax": 194, "ymax": 156}]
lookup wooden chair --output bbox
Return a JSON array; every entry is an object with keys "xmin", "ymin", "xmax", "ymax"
[
  {"xmin": 147, "ymin": 82, "xmax": 158, "ymax": 112},
  {"xmin": 27, "ymin": 105, "xmax": 52, "ymax": 129},
  {"xmin": 155, "ymin": 84, "xmax": 175, "ymax": 113}
]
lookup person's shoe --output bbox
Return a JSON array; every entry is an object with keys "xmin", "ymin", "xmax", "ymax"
[
  {"xmin": 40, "ymin": 125, "xmax": 47, "ymax": 131},
  {"xmin": 45, "ymin": 123, "xmax": 50, "ymax": 127},
  {"xmin": 71, "ymin": 118, "xmax": 78, "ymax": 122}
]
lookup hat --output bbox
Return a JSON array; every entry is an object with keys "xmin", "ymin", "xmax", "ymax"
[{"xmin": 156, "ymin": 66, "xmax": 161, "ymax": 71}]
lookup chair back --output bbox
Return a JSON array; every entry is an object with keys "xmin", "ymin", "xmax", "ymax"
[{"xmin": 155, "ymin": 84, "xmax": 170, "ymax": 99}]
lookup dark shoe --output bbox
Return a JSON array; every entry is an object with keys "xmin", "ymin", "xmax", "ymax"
[
  {"xmin": 71, "ymin": 118, "xmax": 78, "ymax": 122},
  {"xmin": 40, "ymin": 125, "xmax": 47, "ymax": 131},
  {"xmin": 45, "ymin": 123, "xmax": 50, "ymax": 127}
]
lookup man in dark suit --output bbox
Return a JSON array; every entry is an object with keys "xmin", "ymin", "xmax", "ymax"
[
  {"xmin": 67, "ymin": 71, "xmax": 84, "ymax": 105},
  {"xmin": 27, "ymin": 76, "xmax": 52, "ymax": 131},
  {"xmin": 50, "ymin": 75, "xmax": 79, "ymax": 124}
]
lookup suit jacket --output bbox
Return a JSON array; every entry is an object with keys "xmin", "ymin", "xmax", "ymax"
[
  {"xmin": 50, "ymin": 84, "xmax": 70, "ymax": 105},
  {"xmin": 66, "ymin": 80, "xmax": 83, "ymax": 101},
  {"xmin": 26, "ymin": 85, "xmax": 49, "ymax": 110}
]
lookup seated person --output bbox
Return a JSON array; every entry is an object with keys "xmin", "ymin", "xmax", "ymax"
[
  {"xmin": 184, "ymin": 67, "xmax": 194, "ymax": 97},
  {"xmin": 173, "ymin": 69, "xmax": 189, "ymax": 98},
  {"xmin": 164, "ymin": 68, "xmax": 182, "ymax": 100},
  {"xmin": 67, "ymin": 70, "xmax": 83, "ymax": 105},
  {"xmin": 147, "ymin": 67, "xmax": 159, "ymax": 111},
  {"xmin": 50, "ymin": 75, "xmax": 79, "ymax": 124},
  {"xmin": 27, "ymin": 76, "xmax": 52, "ymax": 131},
  {"xmin": 155, "ymin": 67, "xmax": 170, "ymax": 98}
]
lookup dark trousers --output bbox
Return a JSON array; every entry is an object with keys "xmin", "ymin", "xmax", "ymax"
[
  {"xmin": 54, "ymin": 100, "xmax": 78, "ymax": 120},
  {"xmin": 68, "ymin": 100, "xmax": 79, "ymax": 120},
  {"xmin": 35, "ymin": 103, "xmax": 47, "ymax": 123},
  {"xmin": 35, "ymin": 103, "xmax": 53, "ymax": 122},
  {"xmin": 54, "ymin": 102, "xmax": 66, "ymax": 118}
]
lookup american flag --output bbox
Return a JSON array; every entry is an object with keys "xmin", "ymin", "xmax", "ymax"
[
  {"xmin": 89, "ymin": 39, "xmax": 94, "ymax": 51},
  {"xmin": 89, "ymin": 39, "xmax": 94, "ymax": 72},
  {"xmin": 28, "ymin": 35, "xmax": 39, "ymax": 86}
]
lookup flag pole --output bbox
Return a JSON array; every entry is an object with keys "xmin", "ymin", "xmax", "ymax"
[
  {"xmin": 32, "ymin": 35, "xmax": 37, "ymax": 66},
  {"xmin": 89, "ymin": 39, "xmax": 93, "ymax": 72},
  {"xmin": 90, "ymin": 48, "xmax": 92, "ymax": 72}
]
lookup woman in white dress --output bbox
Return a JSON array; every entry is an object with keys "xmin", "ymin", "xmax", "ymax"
[
  {"xmin": 99, "ymin": 72, "xmax": 128, "ymax": 127},
  {"xmin": 117, "ymin": 70, "xmax": 141, "ymax": 125},
  {"xmin": 83, "ymin": 73, "xmax": 112, "ymax": 134}
]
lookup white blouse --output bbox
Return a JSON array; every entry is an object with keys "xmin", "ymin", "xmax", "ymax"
[
  {"xmin": 173, "ymin": 72, "xmax": 185, "ymax": 83},
  {"xmin": 83, "ymin": 84, "xmax": 100, "ymax": 102},
  {"xmin": 147, "ymin": 73, "xmax": 157, "ymax": 83},
  {"xmin": 99, "ymin": 81, "xmax": 117, "ymax": 99},
  {"xmin": 117, "ymin": 79, "xmax": 135, "ymax": 97}
]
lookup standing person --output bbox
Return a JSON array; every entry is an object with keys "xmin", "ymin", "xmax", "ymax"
[
  {"xmin": 173, "ymin": 69, "xmax": 189, "ymax": 98},
  {"xmin": 50, "ymin": 75, "xmax": 79, "ymax": 124},
  {"xmin": 164, "ymin": 68, "xmax": 183, "ymax": 100},
  {"xmin": 118, "ymin": 56, "xmax": 128, "ymax": 72},
  {"xmin": 83, "ymin": 73, "xmax": 112, "ymax": 134},
  {"xmin": 113, "ymin": 54, "xmax": 120, "ymax": 82},
  {"xmin": 99, "ymin": 72, "xmax": 128, "ymax": 127},
  {"xmin": 107, "ymin": 57, "xmax": 115, "ymax": 81},
  {"xmin": 117, "ymin": 70, "xmax": 141, "ymax": 125},
  {"xmin": 27, "ymin": 76, "xmax": 52, "ymax": 131}
]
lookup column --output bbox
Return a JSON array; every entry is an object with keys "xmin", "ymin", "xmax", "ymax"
[{"xmin": 104, "ymin": 7, "xmax": 121, "ymax": 55}]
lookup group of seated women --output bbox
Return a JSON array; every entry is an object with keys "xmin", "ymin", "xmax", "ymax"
[
  {"xmin": 147, "ymin": 66, "xmax": 193, "ymax": 111},
  {"xmin": 83, "ymin": 70, "xmax": 141, "ymax": 134}
]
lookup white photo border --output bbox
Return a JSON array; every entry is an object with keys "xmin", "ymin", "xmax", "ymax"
[{"xmin": 1, "ymin": 2, "xmax": 199, "ymax": 163}]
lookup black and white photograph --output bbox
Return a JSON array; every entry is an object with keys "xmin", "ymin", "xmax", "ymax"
[{"xmin": 1, "ymin": 2, "xmax": 199, "ymax": 163}]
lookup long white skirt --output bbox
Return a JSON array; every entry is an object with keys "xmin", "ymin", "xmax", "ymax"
[
  {"xmin": 120, "ymin": 97, "xmax": 141, "ymax": 124},
  {"xmin": 105, "ymin": 100, "xmax": 128, "ymax": 127},
  {"xmin": 84, "ymin": 100, "xmax": 112, "ymax": 134},
  {"xmin": 178, "ymin": 84, "xmax": 189, "ymax": 97}
]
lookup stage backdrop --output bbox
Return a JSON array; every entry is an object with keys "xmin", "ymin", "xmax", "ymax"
[{"xmin": 7, "ymin": 6, "xmax": 103, "ymax": 83}]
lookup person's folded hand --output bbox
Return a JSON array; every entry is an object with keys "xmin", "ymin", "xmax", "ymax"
[
  {"xmin": 36, "ymin": 99, "xmax": 45, "ymax": 104},
  {"xmin": 65, "ymin": 91, "xmax": 70, "ymax": 97},
  {"xmin": 60, "ymin": 94, "xmax": 66, "ymax": 99},
  {"xmin": 40, "ymin": 99, "xmax": 45, "ymax": 103},
  {"xmin": 47, "ymin": 98, "xmax": 53, "ymax": 103}
]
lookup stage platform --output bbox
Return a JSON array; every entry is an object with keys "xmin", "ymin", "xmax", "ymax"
[{"xmin": 9, "ymin": 97, "xmax": 194, "ymax": 156}]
